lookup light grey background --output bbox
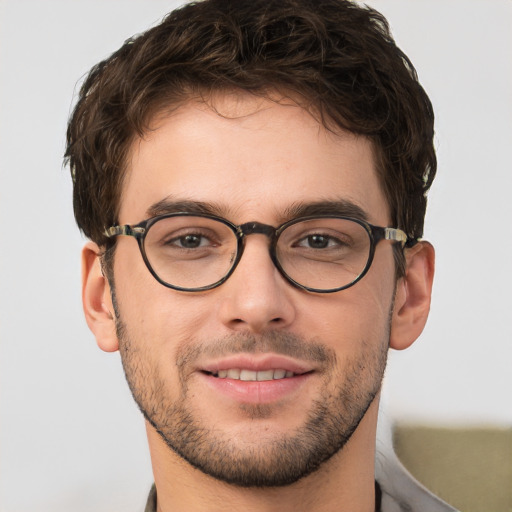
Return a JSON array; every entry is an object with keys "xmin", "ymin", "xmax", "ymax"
[{"xmin": 1, "ymin": 1, "xmax": 511, "ymax": 511}]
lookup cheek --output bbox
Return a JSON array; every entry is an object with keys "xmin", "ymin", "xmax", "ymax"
[
  {"xmin": 296, "ymin": 269, "xmax": 395, "ymax": 353},
  {"xmin": 113, "ymin": 250, "xmax": 218, "ymax": 361}
]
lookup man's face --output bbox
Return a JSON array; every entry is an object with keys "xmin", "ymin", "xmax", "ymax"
[{"xmin": 110, "ymin": 94, "xmax": 397, "ymax": 486}]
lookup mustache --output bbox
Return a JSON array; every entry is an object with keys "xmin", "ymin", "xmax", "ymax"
[{"xmin": 176, "ymin": 331, "xmax": 337, "ymax": 369}]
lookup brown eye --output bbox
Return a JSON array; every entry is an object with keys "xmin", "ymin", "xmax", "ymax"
[
  {"xmin": 173, "ymin": 234, "xmax": 207, "ymax": 249},
  {"xmin": 303, "ymin": 235, "xmax": 331, "ymax": 249}
]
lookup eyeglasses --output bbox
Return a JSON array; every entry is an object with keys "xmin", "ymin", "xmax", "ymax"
[{"xmin": 104, "ymin": 213, "xmax": 410, "ymax": 293}]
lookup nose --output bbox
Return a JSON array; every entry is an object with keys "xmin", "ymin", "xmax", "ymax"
[{"xmin": 216, "ymin": 235, "xmax": 296, "ymax": 333}]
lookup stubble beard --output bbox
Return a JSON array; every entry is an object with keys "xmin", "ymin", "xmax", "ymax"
[{"xmin": 112, "ymin": 290, "xmax": 390, "ymax": 488}]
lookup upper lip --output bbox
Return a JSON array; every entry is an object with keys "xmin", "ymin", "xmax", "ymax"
[{"xmin": 199, "ymin": 354, "xmax": 316, "ymax": 375}]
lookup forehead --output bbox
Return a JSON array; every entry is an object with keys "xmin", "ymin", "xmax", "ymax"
[{"xmin": 120, "ymin": 93, "xmax": 389, "ymax": 224}]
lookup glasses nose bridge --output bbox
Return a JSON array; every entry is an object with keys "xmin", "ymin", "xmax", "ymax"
[
  {"xmin": 238, "ymin": 221, "xmax": 277, "ymax": 241},
  {"xmin": 234, "ymin": 221, "xmax": 281, "ymax": 282}
]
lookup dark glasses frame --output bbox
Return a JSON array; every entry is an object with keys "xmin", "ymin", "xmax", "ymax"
[{"xmin": 105, "ymin": 212, "xmax": 413, "ymax": 293}]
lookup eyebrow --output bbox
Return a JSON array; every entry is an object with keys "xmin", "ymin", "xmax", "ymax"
[
  {"xmin": 282, "ymin": 200, "xmax": 369, "ymax": 223},
  {"xmin": 144, "ymin": 197, "xmax": 369, "ymax": 224},
  {"xmin": 145, "ymin": 198, "xmax": 233, "ymax": 218}
]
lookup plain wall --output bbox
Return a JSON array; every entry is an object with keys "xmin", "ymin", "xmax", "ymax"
[{"xmin": 1, "ymin": 1, "xmax": 511, "ymax": 510}]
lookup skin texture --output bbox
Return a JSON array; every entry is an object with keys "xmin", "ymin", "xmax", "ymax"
[{"xmin": 82, "ymin": 93, "xmax": 434, "ymax": 512}]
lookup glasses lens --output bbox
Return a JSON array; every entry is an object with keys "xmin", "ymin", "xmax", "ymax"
[
  {"xmin": 276, "ymin": 218, "xmax": 371, "ymax": 291},
  {"xmin": 143, "ymin": 216, "xmax": 237, "ymax": 289}
]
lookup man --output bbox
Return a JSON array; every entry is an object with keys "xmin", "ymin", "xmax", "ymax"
[{"xmin": 65, "ymin": 0, "xmax": 456, "ymax": 510}]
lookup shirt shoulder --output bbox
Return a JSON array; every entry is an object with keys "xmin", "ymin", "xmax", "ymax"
[
  {"xmin": 376, "ymin": 448, "xmax": 459, "ymax": 512},
  {"xmin": 144, "ymin": 484, "xmax": 157, "ymax": 512}
]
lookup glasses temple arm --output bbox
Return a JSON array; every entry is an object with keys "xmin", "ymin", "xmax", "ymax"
[
  {"xmin": 384, "ymin": 227, "xmax": 419, "ymax": 248},
  {"xmin": 104, "ymin": 225, "xmax": 146, "ymax": 238}
]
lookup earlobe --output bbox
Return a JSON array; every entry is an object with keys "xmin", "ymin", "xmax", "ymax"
[
  {"xmin": 390, "ymin": 241, "xmax": 435, "ymax": 351},
  {"xmin": 82, "ymin": 241, "xmax": 119, "ymax": 352}
]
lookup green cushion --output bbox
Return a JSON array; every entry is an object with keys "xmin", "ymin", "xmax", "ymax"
[{"xmin": 393, "ymin": 425, "xmax": 512, "ymax": 512}]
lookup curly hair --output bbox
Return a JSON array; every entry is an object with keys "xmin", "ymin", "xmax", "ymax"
[{"xmin": 65, "ymin": 0, "xmax": 436, "ymax": 274}]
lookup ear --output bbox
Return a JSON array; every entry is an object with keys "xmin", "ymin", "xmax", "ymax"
[
  {"xmin": 390, "ymin": 241, "xmax": 435, "ymax": 351},
  {"xmin": 82, "ymin": 241, "xmax": 119, "ymax": 352}
]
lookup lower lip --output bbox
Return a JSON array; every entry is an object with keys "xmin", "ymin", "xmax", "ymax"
[{"xmin": 198, "ymin": 372, "xmax": 313, "ymax": 404}]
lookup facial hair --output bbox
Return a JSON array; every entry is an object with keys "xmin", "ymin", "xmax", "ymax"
[{"xmin": 112, "ymin": 289, "xmax": 390, "ymax": 488}]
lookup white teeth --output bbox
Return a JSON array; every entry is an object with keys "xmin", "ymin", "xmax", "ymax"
[
  {"xmin": 227, "ymin": 368, "xmax": 241, "ymax": 379},
  {"xmin": 214, "ymin": 369, "xmax": 294, "ymax": 381},
  {"xmin": 257, "ymin": 370, "xmax": 274, "ymax": 381},
  {"xmin": 240, "ymin": 370, "xmax": 257, "ymax": 381},
  {"xmin": 274, "ymin": 369, "xmax": 286, "ymax": 379}
]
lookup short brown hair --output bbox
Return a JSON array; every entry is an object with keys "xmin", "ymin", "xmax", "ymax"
[{"xmin": 66, "ymin": 0, "xmax": 436, "ymax": 263}]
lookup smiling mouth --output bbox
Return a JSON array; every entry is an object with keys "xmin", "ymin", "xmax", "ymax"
[{"xmin": 206, "ymin": 369, "xmax": 308, "ymax": 381}]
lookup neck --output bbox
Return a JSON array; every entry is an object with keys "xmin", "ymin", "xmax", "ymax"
[{"xmin": 147, "ymin": 399, "xmax": 379, "ymax": 512}]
